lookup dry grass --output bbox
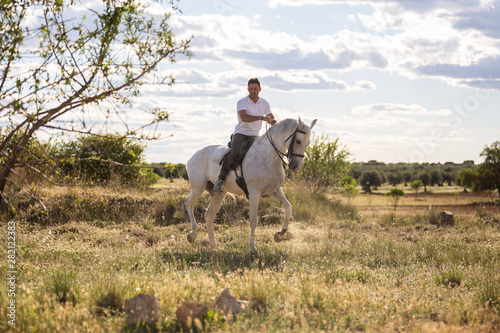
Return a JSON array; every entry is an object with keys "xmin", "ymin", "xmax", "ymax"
[{"xmin": 0, "ymin": 181, "xmax": 499, "ymax": 332}]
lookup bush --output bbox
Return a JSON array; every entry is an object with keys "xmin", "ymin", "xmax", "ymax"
[
  {"xmin": 341, "ymin": 177, "xmax": 358, "ymax": 204},
  {"xmin": 386, "ymin": 188, "xmax": 405, "ymax": 210},
  {"xmin": 58, "ymin": 134, "xmax": 157, "ymax": 187},
  {"xmin": 410, "ymin": 180, "xmax": 424, "ymax": 199},
  {"xmin": 296, "ymin": 134, "xmax": 351, "ymax": 194}
]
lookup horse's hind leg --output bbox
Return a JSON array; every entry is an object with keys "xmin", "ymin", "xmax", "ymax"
[
  {"xmin": 271, "ymin": 187, "xmax": 292, "ymax": 243},
  {"xmin": 185, "ymin": 186, "xmax": 204, "ymax": 243},
  {"xmin": 204, "ymin": 192, "xmax": 226, "ymax": 249}
]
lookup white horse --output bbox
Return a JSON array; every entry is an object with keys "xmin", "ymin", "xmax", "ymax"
[{"xmin": 185, "ymin": 118, "xmax": 317, "ymax": 253}]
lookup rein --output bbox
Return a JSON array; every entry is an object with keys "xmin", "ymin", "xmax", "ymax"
[{"xmin": 265, "ymin": 122, "xmax": 306, "ymax": 167}]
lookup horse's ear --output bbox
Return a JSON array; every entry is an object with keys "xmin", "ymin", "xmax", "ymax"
[
  {"xmin": 298, "ymin": 117, "xmax": 303, "ymax": 127},
  {"xmin": 310, "ymin": 119, "xmax": 317, "ymax": 130}
]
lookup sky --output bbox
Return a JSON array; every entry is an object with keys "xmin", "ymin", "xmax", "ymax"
[{"xmin": 108, "ymin": 0, "xmax": 500, "ymax": 164}]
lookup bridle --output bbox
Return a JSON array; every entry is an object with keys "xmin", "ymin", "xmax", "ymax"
[{"xmin": 266, "ymin": 122, "xmax": 307, "ymax": 167}]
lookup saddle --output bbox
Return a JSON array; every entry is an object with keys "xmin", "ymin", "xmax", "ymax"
[{"xmin": 219, "ymin": 135, "xmax": 256, "ymax": 199}]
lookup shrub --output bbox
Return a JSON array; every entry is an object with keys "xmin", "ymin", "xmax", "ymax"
[
  {"xmin": 296, "ymin": 134, "xmax": 351, "ymax": 194},
  {"xmin": 386, "ymin": 188, "xmax": 405, "ymax": 210},
  {"xmin": 48, "ymin": 270, "xmax": 80, "ymax": 305},
  {"xmin": 410, "ymin": 180, "xmax": 424, "ymax": 199},
  {"xmin": 58, "ymin": 134, "xmax": 157, "ymax": 187},
  {"xmin": 341, "ymin": 176, "xmax": 358, "ymax": 204}
]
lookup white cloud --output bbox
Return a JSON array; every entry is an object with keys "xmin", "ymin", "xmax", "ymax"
[
  {"xmin": 145, "ymin": 68, "xmax": 376, "ymax": 99},
  {"xmin": 267, "ymin": 0, "xmax": 337, "ymax": 8},
  {"xmin": 168, "ymin": 5, "xmax": 500, "ymax": 86},
  {"xmin": 351, "ymin": 103, "xmax": 453, "ymax": 116}
]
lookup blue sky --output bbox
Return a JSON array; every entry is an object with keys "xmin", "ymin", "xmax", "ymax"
[{"xmin": 138, "ymin": 0, "xmax": 500, "ymax": 164}]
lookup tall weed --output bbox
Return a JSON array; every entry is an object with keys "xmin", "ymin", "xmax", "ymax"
[{"xmin": 47, "ymin": 270, "xmax": 80, "ymax": 305}]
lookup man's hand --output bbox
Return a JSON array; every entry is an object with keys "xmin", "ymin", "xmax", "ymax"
[
  {"xmin": 263, "ymin": 115, "xmax": 273, "ymax": 123},
  {"xmin": 263, "ymin": 114, "xmax": 276, "ymax": 125}
]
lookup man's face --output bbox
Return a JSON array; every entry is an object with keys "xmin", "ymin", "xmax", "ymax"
[{"xmin": 248, "ymin": 83, "xmax": 261, "ymax": 99}]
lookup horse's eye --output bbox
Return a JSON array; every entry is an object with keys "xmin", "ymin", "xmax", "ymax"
[{"xmin": 296, "ymin": 139, "xmax": 302, "ymax": 145}]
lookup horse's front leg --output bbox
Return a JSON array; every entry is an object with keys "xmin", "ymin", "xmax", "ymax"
[
  {"xmin": 248, "ymin": 192, "xmax": 260, "ymax": 253},
  {"xmin": 271, "ymin": 187, "xmax": 292, "ymax": 243}
]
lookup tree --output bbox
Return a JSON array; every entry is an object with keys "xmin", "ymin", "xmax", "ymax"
[
  {"xmin": 296, "ymin": 134, "xmax": 351, "ymax": 195},
  {"xmin": 430, "ymin": 169, "xmax": 443, "ymax": 186},
  {"xmin": 410, "ymin": 180, "xmax": 423, "ymax": 200},
  {"xmin": 442, "ymin": 170, "xmax": 456, "ymax": 186},
  {"xmin": 359, "ymin": 170, "xmax": 383, "ymax": 193},
  {"xmin": 419, "ymin": 172, "xmax": 431, "ymax": 192},
  {"xmin": 341, "ymin": 176, "xmax": 358, "ymax": 204},
  {"xmin": 478, "ymin": 141, "xmax": 500, "ymax": 194},
  {"xmin": 387, "ymin": 172, "xmax": 402, "ymax": 187},
  {"xmin": 349, "ymin": 164, "xmax": 363, "ymax": 180},
  {"xmin": 472, "ymin": 163, "xmax": 496, "ymax": 195},
  {"xmin": 458, "ymin": 168, "xmax": 477, "ymax": 193},
  {"xmin": 386, "ymin": 188, "xmax": 405, "ymax": 210},
  {"xmin": 164, "ymin": 163, "xmax": 177, "ymax": 182},
  {"xmin": 0, "ymin": 1, "xmax": 191, "ymax": 210},
  {"xmin": 403, "ymin": 171, "xmax": 412, "ymax": 186}
]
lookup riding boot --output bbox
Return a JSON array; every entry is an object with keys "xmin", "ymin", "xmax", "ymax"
[{"xmin": 213, "ymin": 167, "xmax": 229, "ymax": 192}]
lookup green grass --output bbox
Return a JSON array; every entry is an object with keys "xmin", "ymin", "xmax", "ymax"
[{"xmin": 0, "ymin": 183, "xmax": 499, "ymax": 332}]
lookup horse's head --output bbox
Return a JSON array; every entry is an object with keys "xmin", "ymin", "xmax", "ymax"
[{"xmin": 288, "ymin": 117, "xmax": 317, "ymax": 172}]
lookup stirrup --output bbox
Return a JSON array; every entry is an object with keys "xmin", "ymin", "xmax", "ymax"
[{"xmin": 213, "ymin": 179, "xmax": 224, "ymax": 192}]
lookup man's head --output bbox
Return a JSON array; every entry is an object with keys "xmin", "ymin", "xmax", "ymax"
[{"xmin": 247, "ymin": 78, "xmax": 261, "ymax": 100}]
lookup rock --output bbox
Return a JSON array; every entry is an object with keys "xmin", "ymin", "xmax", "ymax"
[
  {"xmin": 175, "ymin": 301, "xmax": 208, "ymax": 328},
  {"xmin": 438, "ymin": 211, "xmax": 454, "ymax": 226},
  {"xmin": 213, "ymin": 288, "xmax": 246, "ymax": 315},
  {"xmin": 124, "ymin": 294, "xmax": 162, "ymax": 326}
]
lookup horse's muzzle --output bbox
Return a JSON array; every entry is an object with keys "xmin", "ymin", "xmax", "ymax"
[{"xmin": 289, "ymin": 158, "xmax": 303, "ymax": 172}]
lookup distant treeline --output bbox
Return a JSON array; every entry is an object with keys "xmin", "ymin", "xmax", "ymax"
[
  {"xmin": 151, "ymin": 140, "xmax": 500, "ymax": 196},
  {"xmin": 151, "ymin": 160, "xmax": 475, "ymax": 187},
  {"xmin": 149, "ymin": 163, "xmax": 188, "ymax": 181},
  {"xmin": 349, "ymin": 160, "xmax": 476, "ymax": 187}
]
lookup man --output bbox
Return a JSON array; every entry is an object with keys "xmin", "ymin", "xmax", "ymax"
[{"xmin": 213, "ymin": 78, "xmax": 275, "ymax": 191}]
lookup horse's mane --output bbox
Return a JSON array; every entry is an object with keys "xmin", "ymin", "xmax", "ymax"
[{"xmin": 259, "ymin": 118, "xmax": 299, "ymax": 141}]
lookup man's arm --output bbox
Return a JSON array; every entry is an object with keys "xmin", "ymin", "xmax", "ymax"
[{"xmin": 238, "ymin": 109, "xmax": 273, "ymax": 123}]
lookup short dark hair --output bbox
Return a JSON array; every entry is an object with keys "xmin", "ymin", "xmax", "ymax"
[{"xmin": 248, "ymin": 78, "xmax": 260, "ymax": 87}]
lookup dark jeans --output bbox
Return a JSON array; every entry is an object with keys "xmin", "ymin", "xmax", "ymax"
[{"xmin": 218, "ymin": 133, "xmax": 255, "ymax": 181}]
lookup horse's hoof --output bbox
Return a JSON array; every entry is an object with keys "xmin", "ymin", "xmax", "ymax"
[
  {"xmin": 187, "ymin": 232, "xmax": 196, "ymax": 243},
  {"xmin": 274, "ymin": 232, "xmax": 283, "ymax": 243},
  {"xmin": 274, "ymin": 230, "xmax": 286, "ymax": 243}
]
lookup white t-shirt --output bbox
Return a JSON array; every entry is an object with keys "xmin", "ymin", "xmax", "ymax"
[{"xmin": 234, "ymin": 96, "xmax": 271, "ymax": 136}]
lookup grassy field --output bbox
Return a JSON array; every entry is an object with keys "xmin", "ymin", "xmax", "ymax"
[{"xmin": 1, "ymin": 179, "xmax": 499, "ymax": 332}]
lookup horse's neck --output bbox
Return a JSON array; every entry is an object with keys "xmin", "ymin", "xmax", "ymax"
[
  {"xmin": 260, "ymin": 122, "xmax": 296, "ymax": 162},
  {"xmin": 271, "ymin": 121, "xmax": 297, "ymax": 150},
  {"xmin": 266, "ymin": 130, "xmax": 286, "ymax": 151}
]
